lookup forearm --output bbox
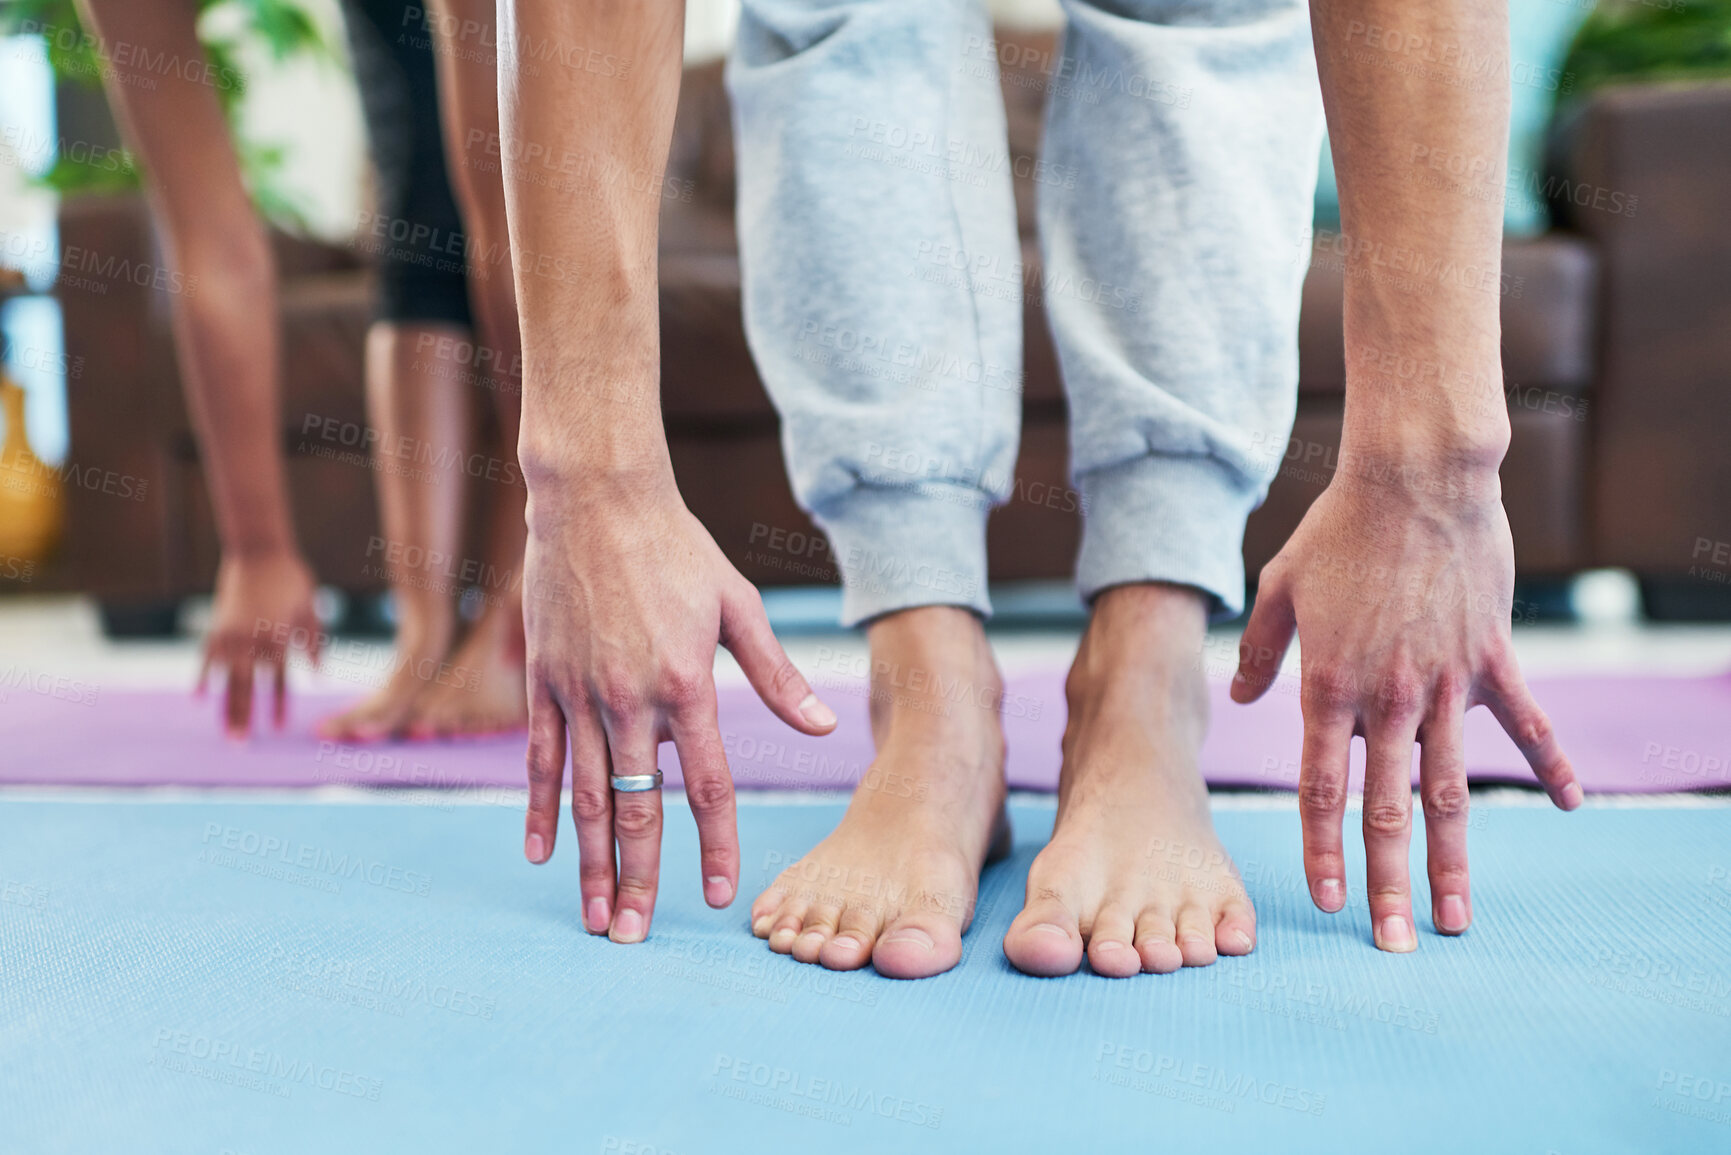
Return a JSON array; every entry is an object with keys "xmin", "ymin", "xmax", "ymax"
[
  {"xmin": 496, "ymin": 1, "xmax": 685, "ymax": 505},
  {"xmin": 1311, "ymin": 0, "xmax": 1512, "ymax": 481},
  {"xmin": 171, "ymin": 253, "xmax": 297, "ymax": 557},
  {"xmin": 76, "ymin": 0, "xmax": 299, "ymax": 558}
]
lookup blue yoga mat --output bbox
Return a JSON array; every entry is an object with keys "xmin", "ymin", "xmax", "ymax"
[{"xmin": 2, "ymin": 797, "xmax": 1729, "ymax": 1153}]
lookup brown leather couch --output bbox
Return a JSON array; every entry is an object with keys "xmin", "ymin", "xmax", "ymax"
[{"xmin": 50, "ymin": 37, "xmax": 1731, "ymax": 626}]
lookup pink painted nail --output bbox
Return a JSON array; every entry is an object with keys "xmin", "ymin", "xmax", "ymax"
[{"xmin": 586, "ymin": 896, "xmax": 610, "ymax": 933}]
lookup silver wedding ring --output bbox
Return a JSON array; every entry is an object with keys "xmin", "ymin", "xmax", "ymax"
[{"xmin": 610, "ymin": 771, "xmax": 663, "ymax": 793}]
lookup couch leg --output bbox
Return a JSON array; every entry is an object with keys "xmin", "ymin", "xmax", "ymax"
[
  {"xmin": 97, "ymin": 600, "xmax": 183, "ymax": 639},
  {"xmin": 1638, "ymin": 577, "xmax": 1731, "ymax": 622}
]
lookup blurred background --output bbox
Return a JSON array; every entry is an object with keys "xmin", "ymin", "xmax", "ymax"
[{"xmin": 1, "ymin": 0, "xmax": 1728, "ymax": 658}]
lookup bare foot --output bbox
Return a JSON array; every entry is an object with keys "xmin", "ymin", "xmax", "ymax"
[
  {"xmin": 317, "ymin": 617, "xmax": 453, "ymax": 743},
  {"xmin": 750, "ymin": 607, "xmax": 1009, "ymax": 979},
  {"xmin": 404, "ymin": 600, "xmax": 528, "ymax": 740},
  {"xmin": 1003, "ymin": 584, "xmax": 1254, "ymax": 977}
]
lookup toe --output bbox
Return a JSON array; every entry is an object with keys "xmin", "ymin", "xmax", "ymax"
[
  {"xmin": 1175, "ymin": 904, "xmax": 1219, "ymax": 967},
  {"xmin": 793, "ymin": 905, "xmax": 841, "ymax": 965},
  {"xmin": 1215, "ymin": 897, "xmax": 1257, "ymax": 957},
  {"xmin": 819, "ymin": 906, "xmax": 883, "ymax": 971},
  {"xmin": 873, "ymin": 914, "xmax": 963, "ymax": 980},
  {"xmin": 1133, "ymin": 911, "xmax": 1183, "ymax": 974},
  {"xmin": 750, "ymin": 886, "xmax": 789, "ymax": 937},
  {"xmin": 1003, "ymin": 890, "xmax": 1085, "ymax": 977},
  {"xmin": 766, "ymin": 901, "xmax": 809, "ymax": 954},
  {"xmin": 1085, "ymin": 906, "xmax": 1141, "ymax": 978}
]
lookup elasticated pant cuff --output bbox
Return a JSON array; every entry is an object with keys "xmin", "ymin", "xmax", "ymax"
[
  {"xmin": 1075, "ymin": 452, "xmax": 1260, "ymax": 621},
  {"xmin": 812, "ymin": 483, "xmax": 993, "ymax": 627}
]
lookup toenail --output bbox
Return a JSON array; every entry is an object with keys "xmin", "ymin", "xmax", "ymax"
[
  {"xmin": 1316, "ymin": 878, "xmax": 1344, "ymax": 911},
  {"xmin": 1229, "ymin": 929, "xmax": 1253, "ymax": 952},
  {"xmin": 1095, "ymin": 940, "xmax": 1128, "ymax": 952},
  {"xmin": 751, "ymin": 915, "xmax": 772, "ymax": 936},
  {"xmin": 1437, "ymin": 895, "xmax": 1469, "ymax": 933},
  {"xmin": 882, "ymin": 928, "xmax": 934, "ymax": 952},
  {"xmin": 799, "ymin": 930, "xmax": 825, "ymax": 945},
  {"xmin": 1031, "ymin": 923, "xmax": 1071, "ymax": 940},
  {"xmin": 831, "ymin": 934, "xmax": 860, "ymax": 950},
  {"xmin": 1376, "ymin": 914, "xmax": 1415, "ymax": 952}
]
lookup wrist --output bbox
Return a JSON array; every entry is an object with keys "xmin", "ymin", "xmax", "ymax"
[
  {"xmin": 223, "ymin": 529, "xmax": 301, "ymax": 566},
  {"xmin": 522, "ymin": 457, "xmax": 681, "ymax": 530}
]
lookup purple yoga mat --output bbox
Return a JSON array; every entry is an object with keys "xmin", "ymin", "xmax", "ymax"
[{"xmin": 1, "ymin": 671, "xmax": 1726, "ymax": 793}]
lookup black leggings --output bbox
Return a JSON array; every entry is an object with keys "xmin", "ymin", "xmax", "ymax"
[{"xmin": 343, "ymin": 0, "xmax": 473, "ymax": 328}]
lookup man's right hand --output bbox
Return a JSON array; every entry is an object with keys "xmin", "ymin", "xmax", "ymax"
[{"xmin": 520, "ymin": 478, "xmax": 837, "ymax": 943}]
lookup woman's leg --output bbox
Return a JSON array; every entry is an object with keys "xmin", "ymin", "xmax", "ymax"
[
  {"xmin": 322, "ymin": 0, "xmax": 477, "ymax": 740},
  {"xmin": 400, "ymin": 0, "xmax": 532, "ymax": 738}
]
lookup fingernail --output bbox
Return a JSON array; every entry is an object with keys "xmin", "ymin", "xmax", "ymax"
[
  {"xmin": 1316, "ymin": 878, "xmax": 1344, "ymax": 911},
  {"xmin": 882, "ymin": 927, "xmax": 934, "ymax": 952},
  {"xmin": 1562, "ymin": 782, "xmax": 1583, "ymax": 810},
  {"xmin": 1376, "ymin": 914, "xmax": 1416, "ymax": 952},
  {"xmin": 525, "ymin": 833, "xmax": 546, "ymax": 864},
  {"xmin": 1437, "ymin": 894, "xmax": 1469, "ymax": 934},
  {"xmin": 704, "ymin": 875, "xmax": 734, "ymax": 906},
  {"xmin": 798, "ymin": 693, "xmax": 837, "ymax": 728},
  {"xmin": 611, "ymin": 908, "xmax": 645, "ymax": 943},
  {"xmin": 586, "ymin": 896, "xmax": 610, "ymax": 933}
]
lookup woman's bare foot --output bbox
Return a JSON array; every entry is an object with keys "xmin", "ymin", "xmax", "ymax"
[
  {"xmin": 317, "ymin": 612, "xmax": 454, "ymax": 743},
  {"xmin": 750, "ymin": 606, "xmax": 1009, "ymax": 979},
  {"xmin": 404, "ymin": 598, "xmax": 528, "ymax": 739},
  {"xmin": 1003, "ymin": 583, "xmax": 1254, "ymax": 977}
]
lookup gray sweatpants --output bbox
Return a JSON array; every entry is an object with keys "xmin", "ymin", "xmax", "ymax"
[{"xmin": 727, "ymin": 0, "xmax": 1324, "ymax": 625}]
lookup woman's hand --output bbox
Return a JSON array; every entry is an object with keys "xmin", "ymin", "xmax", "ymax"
[{"xmin": 199, "ymin": 551, "xmax": 322, "ymax": 738}]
